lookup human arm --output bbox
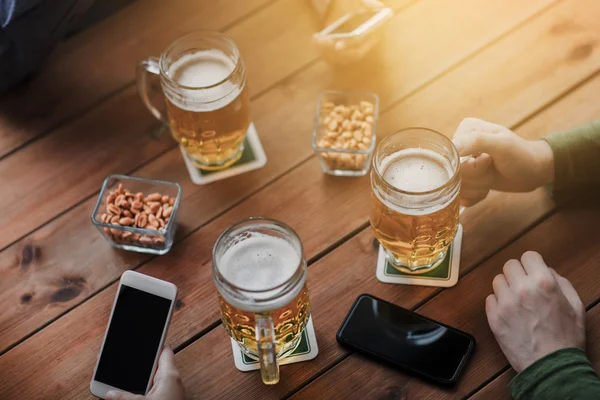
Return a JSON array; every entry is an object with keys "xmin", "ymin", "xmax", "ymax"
[{"xmin": 452, "ymin": 118, "xmax": 600, "ymax": 206}]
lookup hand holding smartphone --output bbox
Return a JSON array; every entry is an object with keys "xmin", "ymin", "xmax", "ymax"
[
  {"xmin": 314, "ymin": 7, "xmax": 393, "ymax": 64},
  {"xmin": 90, "ymin": 271, "xmax": 177, "ymax": 399},
  {"xmin": 337, "ymin": 294, "xmax": 475, "ymax": 386}
]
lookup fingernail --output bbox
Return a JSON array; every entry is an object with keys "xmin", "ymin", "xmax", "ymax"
[{"xmin": 106, "ymin": 391, "xmax": 116, "ymax": 400}]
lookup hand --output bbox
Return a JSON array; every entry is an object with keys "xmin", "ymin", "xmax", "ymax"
[
  {"xmin": 486, "ymin": 251, "xmax": 586, "ymax": 373},
  {"xmin": 312, "ymin": 0, "xmax": 385, "ymax": 65},
  {"xmin": 106, "ymin": 346, "xmax": 185, "ymax": 400},
  {"xmin": 452, "ymin": 118, "xmax": 555, "ymax": 206}
]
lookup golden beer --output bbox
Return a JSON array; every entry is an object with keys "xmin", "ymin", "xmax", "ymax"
[
  {"xmin": 138, "ymin": 32, "xmax": 250, "ymax": 170},
  {"xmin": 213, "ymin": 218, "xmax": 311, "ymax": 384},
  {"xmin": 218, "ymin": 284, "xmax": 310, "ymax": 356},
  {"xmin": 370, "ymin": 128, "xmax": 461, "ymax": 273}
]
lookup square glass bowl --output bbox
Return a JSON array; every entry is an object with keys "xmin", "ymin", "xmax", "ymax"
[
  {"xmin": 312, "ymin": 90, "xmax": 379, "ymax": 176},
  {"xmin": 91, "ymin": 175, "xmax": 182, "ymax": 255}
]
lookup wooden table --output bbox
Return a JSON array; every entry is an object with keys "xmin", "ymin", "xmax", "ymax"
[{"xmin": 1, "ymin": 0, "xmax": 600, "ymax": 398}]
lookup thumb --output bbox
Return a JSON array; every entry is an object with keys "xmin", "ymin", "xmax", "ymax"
[
  {"xmin": 453, "ymin": 131, "xmax": 507, "ymax": 157},
  {"xmin": 106, "ymin": 390, "xmax": 144, "ymax": 400}
]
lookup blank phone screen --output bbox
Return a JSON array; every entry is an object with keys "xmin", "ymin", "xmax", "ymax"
[
  {"xmin": 338, "ymin": 295, "xmax": 473, "ymax": 382},
  {"xmin": 95, "ymin": 285, "xmax": 172, "ymax": 394}
]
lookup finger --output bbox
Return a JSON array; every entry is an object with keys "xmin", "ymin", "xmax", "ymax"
[
  {"xmin": 485, "ymin": 293, "xmax": 498, "ymax": 315},
  {"xmin": 502, "ymin": 259, "xmax": 527, "ymax": 288},
  {"xmin": 550, "ymin": 268, "xmax": 585, "ymax": 313},
  {"xmin": 461, "ymin": 154, "xmax": 493, "ymax": 179},
  {"xmin": 106, "ymin": 390, "xmax": 144, "ymax": 400},
  {"xmin": 454, "ymin": 131, "xmax": 508, "ymax": 157},
  {"xmin": 520, "ymin": 251, "xmax": 552, "ymax": 279},
  {"xmin": 154, "ymin": 345, "xmax": 178, "ymax": 384},
  {"xmin": 492, "ymin": 273, "xmax": 511, "ymax": 299},
  {"xmin": 460, "ymin": 188, "xmax": 490, "ymax": 207}
]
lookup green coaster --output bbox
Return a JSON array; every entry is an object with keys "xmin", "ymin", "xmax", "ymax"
[
  {"xmin": 181, "ymin": 122, "xmax": 267, "ymax": 185},
  {"xmin": 376, "ymin": 225, "xmax": 463, "ymax": 287},
  {"xmin": 231, "ymin": 316, "xmax": 319, "ymax": 372}
]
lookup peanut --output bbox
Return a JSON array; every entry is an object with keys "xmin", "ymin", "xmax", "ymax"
[
  {"xmin": 137, "ymin": 213, "xmax": 148, "ymax": 228},
  {"xmin": 139, "ymin": 236, "xmax": 153, "ymax": 246},
  {"xmin": 148, "ymin": 214, "xmax": 159, "ymax": 228},
  {"xmin": 147, "ymin": 193, "xmax": 162, "ymax": 202},
  {"xmin": 119, "ymin": 217, "xmax": 135, "ymax": 226},
  {"xmin": 148, "ymin": 202, "xmax": 161, "ymax": 214},
  {"xmin": 107, "ymin": 204, "xmax": 121, "ymax": 216}
]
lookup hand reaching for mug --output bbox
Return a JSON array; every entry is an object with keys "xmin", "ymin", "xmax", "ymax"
[
  {"xmin": 312, "ymin": 0, "xmax": 385, "ymax": 65},
  {"xmin": 486, "ymin": 251, "xmax": 586, "ymax": 373},
  {"xmin": 106, "ymin": 346, "xmax": 185, "ymax": 400},
  {"xmin": 452, "ymin": 118, "xmax": 555, "ymax": 206}
]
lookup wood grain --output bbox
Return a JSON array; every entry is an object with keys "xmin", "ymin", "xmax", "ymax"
[
  {"xmin": 0, "ymin": 0, "xmax": 273, "ymax": 157},
  {"xmin": 0, "ymin": 0, "xmax": 558, "ymax": 353},
  {"xmin": 0, "ymin": 0, "xmax": 331, "ymax": 251},
  {"xmin": 0, "ymin": 186, "xmax": 553, "ymax": 399},
  {"xmin": 291, "ymin": 203, "xmax": 600, "ymax": 399}
]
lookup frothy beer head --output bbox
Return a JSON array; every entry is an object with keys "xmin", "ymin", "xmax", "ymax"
[
  {"xmin": 218, "ymin": 233, "xmax": 303, "ymax": 312},
  {"xmin": 381, "ymin": 148, "xmax": 453, "ymax": 192},
  {"xmin": 378, "ymin": 148, "xmax": 456, "ymax": 215},
  {"xmin": 165, "ymin": 49, "xmax": 241, "ymax": 112}
]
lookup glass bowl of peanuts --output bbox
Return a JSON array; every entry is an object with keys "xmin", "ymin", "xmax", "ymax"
[
  {"xmin": 312, "ymin": 90, "xmax": 379, "ymax": 176},
  {"xmin": 91, "ymin": 175, "xmax": 182, "ymax": 255}
]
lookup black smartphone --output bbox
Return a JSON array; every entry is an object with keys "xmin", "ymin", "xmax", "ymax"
[{"xmin": 337, "ymin": 294, "xmax": 475, "ymax": 386}]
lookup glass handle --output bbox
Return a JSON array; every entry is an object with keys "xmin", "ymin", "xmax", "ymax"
[
  {"xmin": 136, "ymin": 57, "xmax": 168, "ymax": 123},
  {"xmin": 255, "ymin": 314, "xmax": 279, "ymax": 385}
]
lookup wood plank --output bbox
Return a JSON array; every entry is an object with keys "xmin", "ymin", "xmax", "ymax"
[
  {"xmin": 0, "ymin": 0, "xmax": 414, "ymax": 159},
  {"xmin": 3, "ymin": 0, "xmax": 591, "ymax": 393},
  {"xmin": 0, "ymin": 187, "xmax": 552, "ymax": 400},
  {"xmin": 290, "ymin": 203, "xmax": 600, "ymax": 399},
  {"xmin": 0, "ymin": 0, "xmax": 273, "ymax": 157},
  {"xmin": 469, "ymin": 305, "xmax": 600, "ymax": 400},
  {"xmin": 0, "ymin": 0, "xmax": 554, "ymax": 353},
  {"xmin": 0, "ymin": 0, "xmax": 329, "ymax": 250}
]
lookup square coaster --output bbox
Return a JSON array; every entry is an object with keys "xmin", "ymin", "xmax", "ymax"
[
  {"xmin": 376, "ymin": 224, "xmax": 463, "ymax": 287},
  {"xmin": 231, "ymin": 316, "xmax": 319, "ymax": 372},
  {"xmin": 181, "ymin": 122, "xmax": 267, "ymax": 185}
]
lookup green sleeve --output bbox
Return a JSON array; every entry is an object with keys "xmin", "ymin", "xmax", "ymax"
[
  {"xmin": 510, "ymin": 347, "xmax": 600, "ymax": 400},
  {"xmin": 543, "ymin": 119, "xmax": 600, "ymax": 203}
]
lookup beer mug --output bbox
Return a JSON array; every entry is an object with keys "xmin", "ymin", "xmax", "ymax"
[
  {"xmin": 213, "ymin": 218, "xmax": 311, "ymax": 384},
  {"xmin": 137, "ymin": 31, "xmax": 251, "ymax": 171},
  {"xmin": 370, "ymin": 128, "xmax": 461, "ymax": 273}
]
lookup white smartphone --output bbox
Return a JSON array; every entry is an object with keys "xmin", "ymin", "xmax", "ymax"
[
  {"xmin": 318, "ymin": 8, "xmax": 393, "ymax": 40},
  {"xmin": 90, "ymin": 271, "xmax": 177, "ymax": 399}
]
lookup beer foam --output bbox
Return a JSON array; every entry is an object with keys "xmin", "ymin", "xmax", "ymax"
[
  {"xmin": 376, "ymin": 148, "xmax": 457, "ymax": 215},
  {"xmin": 165, "ymin": 49, "xmax": 242, "ymax": 112},
  {"xmin": 381, "ymin": 148, "xmax": 452, "ymax": 192},
  {"xmin": 218, "ymin": 233, "xmax": 304, "ymax": 312}
]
